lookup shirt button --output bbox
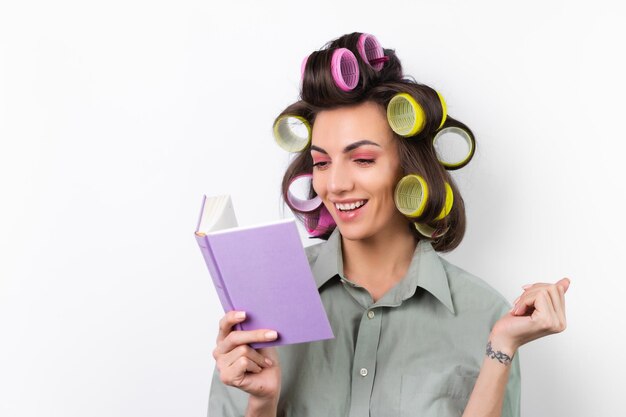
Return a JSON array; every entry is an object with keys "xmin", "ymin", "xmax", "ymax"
[
  {"xmin": 367, "ymin": 310, "xmax": 375, "ymax": 319},
  {"xmin": 360, "ymin": 368, "xmax": 368, "ymax": 377}
]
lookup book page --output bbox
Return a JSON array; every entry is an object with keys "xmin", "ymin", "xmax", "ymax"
[{"xmin": 197, "ymin": 195, "xmax": 239, "ymax": 234}]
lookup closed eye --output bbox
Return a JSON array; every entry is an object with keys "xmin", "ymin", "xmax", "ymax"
[
  {"xmin": 313, "ymin": 161, "xmax": 330, "ymax": 170},
  {"xmin": 354, "ymin": 159, "xmax": 375, "ymax": 166}
]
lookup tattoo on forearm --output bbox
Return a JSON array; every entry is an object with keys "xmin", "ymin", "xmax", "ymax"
[{"xmin": 486, "ymin": 341, "xmax": 513, "ymax": 366}]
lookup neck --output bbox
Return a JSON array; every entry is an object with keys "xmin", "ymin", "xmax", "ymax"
[{"xmin": 341, "ymin": 221, "xmax": 418, "ymax": 301}]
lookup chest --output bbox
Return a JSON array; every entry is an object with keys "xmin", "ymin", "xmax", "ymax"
[{"xmin": 277, "ymin": 288, "xmax": 489, "ymax": 417}]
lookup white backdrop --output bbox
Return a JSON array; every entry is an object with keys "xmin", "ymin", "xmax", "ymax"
[{"xmin": 1, "ymin": 0, "xmax": 624, "ymax": 416}]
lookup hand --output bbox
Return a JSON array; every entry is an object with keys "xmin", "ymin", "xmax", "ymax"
[
  {"xmin": 212, "ymin": 311, "xmax": 282, "ymax": 402},
  {"xmin": 490, "ymin": 278, "xmax": 570, "ymax": 355}
]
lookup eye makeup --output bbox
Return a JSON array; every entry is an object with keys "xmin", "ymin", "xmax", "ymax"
[{"xmin": 350, "ymin": 152, "xmax": 378, "ymax": 161}]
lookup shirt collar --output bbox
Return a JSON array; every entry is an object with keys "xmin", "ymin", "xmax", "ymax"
[{"xmin": 310, "ymin": 228, "xmax": 455, "ymax": 315}]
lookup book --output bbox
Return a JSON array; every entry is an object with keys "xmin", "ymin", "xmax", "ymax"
[{"xmin": 194, "ymin": 194, "xmax": 334, "ymax": 348}]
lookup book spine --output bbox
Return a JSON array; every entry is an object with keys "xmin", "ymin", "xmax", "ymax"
[{"xmin": 195, "ymin": 234, "xmax": 242, "ymax": 331}]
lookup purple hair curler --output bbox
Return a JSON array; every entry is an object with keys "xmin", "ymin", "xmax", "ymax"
[
  {"xmin": 304, "ymin": 205, "xmax": 336, "ymax": 237},
  {"xmin": 357, "ymin": 33, "xmax": 386, "ymax": 71},
  {"xmin": 301, "ymin": 55, "xmax": 309, "ymax": 78},
  {"xmin": 287, "ymin": 174, "xmax": 323, "ymax": 212},
  {"xmin": 330, "ymin": 48, "xmax": 360, "ymax": 91}
]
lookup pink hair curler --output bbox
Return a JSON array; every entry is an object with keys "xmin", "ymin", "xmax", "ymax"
[
  {"xmin": 330, "ymin": 48, "xmax": 359, "ymax": 91},
  {"xmin": 357, "ymin": 33, "xmax": 386, "ymax": 71},
  {"xmin": 287, "ymin": 174, "xmax": 323, "ymax": 212},
  {"xmin": 301, "ymin": 55, "xmax": 309, "ymax": 78},
  {"xmin": 304, "ymin": 205, "xmax": 336, "ymax": 237}
]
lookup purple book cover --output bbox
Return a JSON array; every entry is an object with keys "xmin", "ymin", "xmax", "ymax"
[{"xmin": 196, "ymin": 219, "xmax": 334, "ymax": 348}]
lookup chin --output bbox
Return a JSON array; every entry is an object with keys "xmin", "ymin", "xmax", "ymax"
[{"xmin": 334, "ymin": 223, "xmax": 378, "ymax": 241}]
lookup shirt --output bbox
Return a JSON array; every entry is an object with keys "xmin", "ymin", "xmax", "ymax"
[{"xmin": 208, "ymin": 229, "xmax": 521, "ymax": 417}]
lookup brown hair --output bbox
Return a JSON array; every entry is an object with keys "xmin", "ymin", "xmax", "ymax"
[{"xmin": 275, "ymin": 33, "xmax": 475, "ymax": 252}]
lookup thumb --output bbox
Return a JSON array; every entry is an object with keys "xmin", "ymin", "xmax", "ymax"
[
  {"xmin": 556, "ymin": 277, "xmax": 571, "ymax": 293},
  {"xmin": 258, "ymin": 347, "xmax": 280, "ymax": 363}
]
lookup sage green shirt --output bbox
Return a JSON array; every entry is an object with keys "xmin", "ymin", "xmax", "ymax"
[{"xmin": 208, "ymin": 229, "xmax": 521, "ymax": 417}]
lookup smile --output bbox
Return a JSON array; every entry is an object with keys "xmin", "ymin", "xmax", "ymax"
[{"xmin": 334, "ymin": 200, "xmax": 368, "ymax": 212}]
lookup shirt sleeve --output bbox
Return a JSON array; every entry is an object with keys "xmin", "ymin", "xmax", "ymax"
[{"xmin": 207, "ymin": 366, "xmax": 249, "ymax": 417}]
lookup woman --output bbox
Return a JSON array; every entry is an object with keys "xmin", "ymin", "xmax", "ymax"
[{"xmin": 209, "ymin": 32, "xmax": 569, "ymax": 417}]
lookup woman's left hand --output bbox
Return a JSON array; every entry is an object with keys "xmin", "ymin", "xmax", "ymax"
[{"xmin": 489, "ymin": 278, "xmax": 570, "ymax": 355}]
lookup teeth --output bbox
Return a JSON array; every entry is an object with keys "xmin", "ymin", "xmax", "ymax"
[{"xmin": 335, "ymin": 200, "xmax": 366, "ymax": 211}]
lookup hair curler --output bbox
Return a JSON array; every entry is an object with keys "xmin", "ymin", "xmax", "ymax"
[
  {"xmin": 330, "ymin": 48, "xmax": 360, "ymax": 91},
  {"xmin": 357, "ymin": 33, "xmax": 386, "ymax": 71},
  {"xmin": 273, "ymin": 115, "xmax": 312, "ymax": 152},
  {"xmin": 301, "ymin": 48, "xmax": 360, "ymax": 92},
  {"xmin": 414, "ymin": 222, "xmax": 449, "ymax": 239},
  {"xmin": 394, "ymin": 174, "xmax": 429, "ymax": 218},
  {"xmin": 301, "ymin": 55, "xmax": 309, "ymax": 78},
  {"xmin": 432, "ymin": 126, "xmax": 475, "ymax": 170},
  {"xmin": 437, "ymin": 91, "xmax": 448, "ymax": 129},
  {"xmin": 435, "ymin": 182, "xmax": 454, "ymax": 220},
  {"xmin": 304, "ymin": 204, "xmax": 336, "ymax": 237},
  {"xmin": 287, "ymin": 174, "xmax": 323, "ymax": 212},
  {"xmin": 386, "ymin": 93, "xmax": 426, "ymax": 137}
]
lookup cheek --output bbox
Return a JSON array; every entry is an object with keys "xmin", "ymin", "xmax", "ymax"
[{"xmin": 312, "ymin": 175, "xmax": 324, "ymax": 196}]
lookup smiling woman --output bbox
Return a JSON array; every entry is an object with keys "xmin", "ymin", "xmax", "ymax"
[
  {"xmin": 310, "ymin": 103, "xmax": 404, "ymax": 244},
  {"xmin": 208, "ymin": 32, "xmax": 569, "ymax": 417}
]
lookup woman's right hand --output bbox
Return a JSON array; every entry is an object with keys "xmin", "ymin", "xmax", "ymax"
[{"xmin": 212, "ymin": 311, "xmax": 282, "ymax": 404}]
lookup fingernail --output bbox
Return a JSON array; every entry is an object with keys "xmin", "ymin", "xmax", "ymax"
[
  {"xmin": 265, "ymin": 358, "xmax": 273, "ymax": 367},
  {"xmin": 522, "ymin": 284, "xmax": 532, "ymax": 290},
  {"xmin": 235, "ymin": 311, "xmax": 246, "ymax": 320},
  {"xmin": 513, "ymin": 296, "xmax": 520, "ymax": 305},
  {"xmin": 265, "ymin": 331, "xmax": 278, "ymax": 340}
]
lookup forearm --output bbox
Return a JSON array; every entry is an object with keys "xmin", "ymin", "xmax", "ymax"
[{"xmin": 462, "ymin": 338, "xmax": 515, "ymax": 417}]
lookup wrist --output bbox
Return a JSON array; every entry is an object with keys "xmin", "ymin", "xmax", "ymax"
[
  {"xmin": 488, "ymin": 330, "xmax": 519, "ymax": 355},
  {"xmin": 246, "ymin": 395, "xmax": 278, "ymax": 417},
  {"xmin": 486, "ymin": 332, "xmax": 518, "ymax": 366}
]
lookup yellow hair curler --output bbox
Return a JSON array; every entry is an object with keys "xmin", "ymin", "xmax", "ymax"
[
  {"xmin": 414, "ymin": 222, "xmax": 449, "ymax": 239},
  {"xmin": 435, "ymin": 182, "xmax": 454, "ymax": 220},
  {"xmin": 437, "ymin": 91, "xmax": 448, "ymax": 129},
  {"xmin": 433, "ymin": 126, "xmax": 475, "ymax": 170},
  {"xmin": 386, "ymin": 93, "xmax": 426, "ymax": 137},
  {"xmin": 273, "ymin": 115, "xmax": 312, "ymax": 152},
  {"xmin": 394, "ymin": 174, "xmax": 429, "ymax": 218}
]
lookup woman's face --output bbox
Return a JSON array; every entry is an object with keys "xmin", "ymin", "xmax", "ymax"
[{"xmin": 311, "ymin": 101, "xmax": 409, "ymax": 242}]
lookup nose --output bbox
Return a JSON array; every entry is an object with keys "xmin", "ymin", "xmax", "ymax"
[{"xmin": 327, "ymin": 162, "xmax": 353, "ymax": 195}]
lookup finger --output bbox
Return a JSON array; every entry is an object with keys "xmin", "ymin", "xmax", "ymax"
[
  {"xmin": 545, "ymin": 285, "xmax": 566, "ymax": 329},
  {"xmin": 257, "ymin": 347, "xmax": 279, "ymax": 366},
  {"xmin": 557, "ymin": 284, "xmax": 567, "ymax": 329},
  {"xmin": 529, "ymin": 290, "xmax": 564, "ymax": 336},
  {"xmin": 513, "ymin": 292, "xmax": 534, "ymax": 316},
  {"xmin": 220, "ymin": 345, "xmax": 271, "ymax": 370},
  {"xmin": 514, "ymin": 286, "xmax": 555, "ymax": 317},
  {"xmin": 217, "ymin": 311, "xmax": 247, "ymax": 343},
  {"xmin": 217, "ymin": 329, "xmax": 279, "ymax": 355},
  {"xmin": 522, "ymin": 282, "xmax": 550, "ymax": 291},
  {"xmin": 556, "ymin": 277, "xmax": 571, "ymax": 293},
  {"xmin": 220, "ymin": 357, "xmax": 263, "ymax": 387}
]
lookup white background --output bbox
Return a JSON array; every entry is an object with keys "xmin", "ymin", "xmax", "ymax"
[{"xmin": 1, "ymin": 0, "xmax": 624, "ymax": 416}]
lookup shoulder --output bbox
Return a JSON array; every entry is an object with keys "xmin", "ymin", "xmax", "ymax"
[{"xmin": 438, "ymin": 255, "xmax": 512, "ymax": 315}]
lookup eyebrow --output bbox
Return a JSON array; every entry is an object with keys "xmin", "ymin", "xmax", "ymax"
[{"xmin": 310, "ymin": 140, "xmax": 382, "ymax": 155}]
